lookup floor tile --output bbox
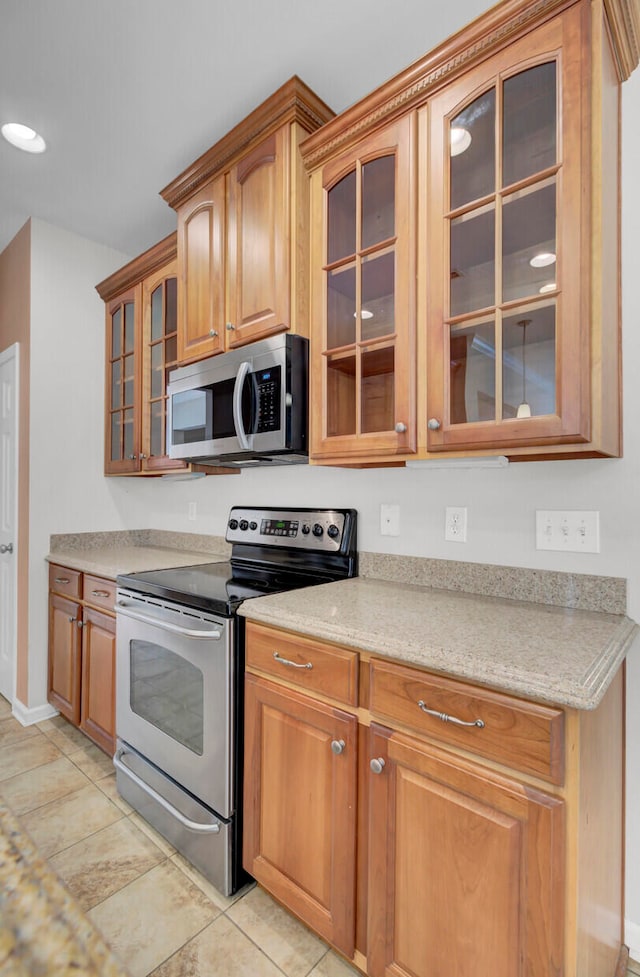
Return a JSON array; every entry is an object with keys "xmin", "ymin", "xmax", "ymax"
[
  {"xmin": 37, "ymin": 716, "xmax": 96, "ymax": 755},
  {"xmin": 19, "ymin": 783, "xmax": 123, "ymax": 857},
  {"xmin": 0, "ymin": 733, "xmax": 61, "ymax": 782},
  {"xmin": 128, "ymin": 811, "xmax": 176, "ymax": 857},
  {"xmin": 48, "ymin": 817, "xmax": 167, "ymax": 911},
  {"xmin": 68, "ymin": 740, "xmax": 115, "ymax": 781},
  {"xmin": 0, "ymin": 694, "xmax": 12, "ymax": 718},
  {"xmin": 94, "ymin": 772, "xmax": 134, "ymax": 814},
  {"xmin": 87, "ymin": 859, "xmax": 218, "ymax": 977},
  {"xmin": 0, "ymin": 755, "xmax": 90, "ymax": 815},
  {"xmin": 309, "ymin": 950, "xmax": 364, "ymax": 977},
  {"xmin": 0, "ymin": 715, "xmax": 40, "ymax": 748},
  {"xmin": 228, "ymin": 884, "xmax": 327, "ymax": 977},
  {"xmin": 628, "ymin": 960, "xmax": 640, "ymax": 976},
  {"xmin": 150, "ymin": 914, "xmax": 285, "ymax": 977},
  {"xmin": 170, "ymin": 852, "xmax": 255, "ymax": 912}
]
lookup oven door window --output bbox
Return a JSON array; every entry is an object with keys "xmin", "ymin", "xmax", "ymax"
[{"xmin": 129, "ymin": 639, "xmax": 204, "ymax": 755}]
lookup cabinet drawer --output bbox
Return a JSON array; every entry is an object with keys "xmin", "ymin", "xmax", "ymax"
[
  {"xmin": 246, "ymin": 623, "xmax": 358, "ymax": 706},
  {"xmin": 369, "ymin": 658, "xmax": 564, "ymax": 784},
  {"xmin": 83, "ymin": 575, "xmax": 117, "ymax": 614},
  {"xmin": 49, "ymin": 564, "xmax": 82, "ymax": 599}
]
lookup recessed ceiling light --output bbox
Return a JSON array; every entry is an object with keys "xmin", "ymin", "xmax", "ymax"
[
  {"xmin": 529, "ymin": 251, "xmax": 556, "ymax": 268},
  {"xmin": 539, "ymin": 282, "xmax": 557, "ymax": 294},
  {"xmin": 1, "ymin": 122, "xmax": 46, "ymax": 153},
  {"xmin": 450, "ymin": 126, "xmax": 472, "ymax": 157}
]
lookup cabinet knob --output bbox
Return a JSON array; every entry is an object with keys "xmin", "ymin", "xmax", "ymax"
[
  {"xmin": 395, "ymin": 422, "xmax": 407, "ymax": 434},
  {"xmin": 209, "ymin": 329, "xmax": 218, "ymax": 337},
  {"xmin": 331, "ymin": 739, "xmax": 345, "ymax": 755},
  {"xmin": 128, "ymin": 454, "xmax": 137, "ymax": 460},
  {"xmin": 370, "ymin": 757, "xmax": 386, "ymax": 775},
  {"xmin": 226, "ymin": 322, "xmax": 235, "ymax": 331},
  {"xmin": 139, "ymin": 453, "xmax": 147, "ymax": 460},
  {"xmin": 427, "ymin": 418, "xmax": 441, "ymax": 431},
  {"xmin": 0, "ymin": 543, "xmax": 13, "ymax": 554}
]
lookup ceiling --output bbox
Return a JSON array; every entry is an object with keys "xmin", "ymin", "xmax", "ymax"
[{"xmin": 0, "ymin": 0, "xmax": 488, "ymax": 261}]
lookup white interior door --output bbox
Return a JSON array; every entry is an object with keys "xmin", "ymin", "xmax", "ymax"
[{"xmin": 0, "ymin": 343, "xmax": 19, "ymax": 703}]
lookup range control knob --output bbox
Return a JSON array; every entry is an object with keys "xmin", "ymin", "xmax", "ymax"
[
  {"xmin": 301, "ymin": 524, "xmax": 310, "ymax": 535},
  {"xmin": 249, "ymin": 521, "xmax": 257, "ymax": 531},
  {"xmin": 228, "ymin": 518, "xmax": 239, "ymax": 531},
  {"xmin": 239, "ymin": 519, "xmax": 249, "ymax": 531},
  {"xmin": 327, "ymin": 524, "xmax": 340, "ymax": 540},
  {"xmin": 312, "ymin": 523, "xmax": 324, "ymax": 537}
]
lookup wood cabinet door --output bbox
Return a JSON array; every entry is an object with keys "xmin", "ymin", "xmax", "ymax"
[
  {"xmin": 177, "ymin": 176, "xmax": 225, "ymax": 364},
  {"xmin": 141, "ymin": 259, "xmax": 187, "ymax": 472},
  {"xmin": 104, "ymin": 285, "xmax": 142, "ymax": 473},
  {"xmin": 367, "ymin": 723, "xmax": 564, "ymax": 977},
  {"xmin": 80, "ymin": 607, "xmax": 116, "ymax": 755},
  {"xmin": 48, "ymin": 594, "xmax": 82, "ymax": 725},
  {"xmin": 425, "ymin": 6, "xmax": 588, "ymax": 453},
  {"xmin": 243, "ymin": 673, "xmax": 357, "ymax": 956},
  {"xmin": 310, "ymin": 115, "xmax": 416, "ymax": 461},
  {"xmin": 226, "ymin": 127, "xmax": 290, "ymax": 347}
]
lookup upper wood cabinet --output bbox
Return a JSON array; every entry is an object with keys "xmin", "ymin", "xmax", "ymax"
[
  {"xmin": 161, "ymin": 76, "xmax": 335, "ymax": 366},
  {"xmin": 97, "ymin": 233, "xmax": 187, "ymax": 475},
  {"xmin": 301, "ymin": 0, "xmax": 640, "ymax": 465},
  {"xmin": 306, "ymin": 117, "xmax": 417, "ymax": 461}
]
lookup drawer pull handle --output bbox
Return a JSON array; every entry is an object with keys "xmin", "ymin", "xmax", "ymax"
[
  {"xmin": 273, "ymin": 652, "xmax": 313, "ymax": 670},
  {"xmin": 417, "ymin": 700, "xmax": 484, "ymax": 728},
  {"xmin": 91, "ymin": 590, "xmax": 110, "ymax": 598},
  {"xmin": 55, "ymin": 577, "xmax": 71, "ymax": 585}
]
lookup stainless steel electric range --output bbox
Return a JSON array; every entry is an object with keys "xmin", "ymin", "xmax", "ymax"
[{"xmin": 114, "ymin": 506, "xmax": 357, "ymax": 896}]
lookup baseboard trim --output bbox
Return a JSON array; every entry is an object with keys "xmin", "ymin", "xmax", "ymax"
[
  {"xmin": 625, "ymin": 918, "xmax": 640, "ymax": 966},
  {"xmin": 12, "ymin": 698, "xmax": 59, "ymax": 727}
]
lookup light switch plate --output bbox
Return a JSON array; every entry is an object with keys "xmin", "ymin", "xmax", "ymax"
[{"xmin": 536, "ymin": 510, "xmax": 600, "ymax": 553}]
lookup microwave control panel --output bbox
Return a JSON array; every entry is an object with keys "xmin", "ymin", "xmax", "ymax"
[{"xmin": 255, "ymin": 367, "xmax": 281, "ymax": 433}]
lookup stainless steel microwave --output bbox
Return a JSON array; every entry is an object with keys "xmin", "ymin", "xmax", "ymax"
[{"xmin": 167, "ymin": 334, "xmax": 308, "ymax": 467}]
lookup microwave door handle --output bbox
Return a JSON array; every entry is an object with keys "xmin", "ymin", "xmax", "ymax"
[{"xmin": 233, "ymin": 360, "xmax": 254, "ymax": 450}]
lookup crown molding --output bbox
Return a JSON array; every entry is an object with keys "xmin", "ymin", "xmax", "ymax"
[
  {"xmin": 604, "ymin": 0, "xmax": 640, "ymax": 78},
  {"xmin": 95, "ymin": 231, "xmax": 177, "ymax": 301}
]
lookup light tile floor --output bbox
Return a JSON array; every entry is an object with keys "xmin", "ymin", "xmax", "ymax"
[
  {"xmin": 0, "ymin": 698, "xmax": 359, "ymax": 977},
  {"xmin": 0, "ymin": 697, "xmax": 638, "ymax": 977}
]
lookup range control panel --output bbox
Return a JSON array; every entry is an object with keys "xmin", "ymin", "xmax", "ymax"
[{"xmin": 226, "ymin": 507, "xmax": 353, "ymax": 553}]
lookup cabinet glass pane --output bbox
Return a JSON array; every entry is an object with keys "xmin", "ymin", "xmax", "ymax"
[
  {"xmin": 111, "ymin": 361, "xmax": 121, "ymax": 409},
  {"xmin": 165, "ymin": 278, "xmax": 177, "ymax": 335},
  {"xmin": 326, "ymin": 352, "xmax": 356, "ymax": 437},
  {"xmin": 362, "ymin": 251, "xmax": 394, "ymax": 341},
  {"xmin": 502, "ymin": 182, "xmax": 556, "ymax": 302},
  {"xmin": 503, "ymin": 305, "xmax": 555, "ymax": 418},
  {"xmin": 123, "ymin": 408, "xmax": 134, "ymax": 460},
  {"xmin": 327, "ymin": 171, "xmax": 356, "ymax": 264},
  {"xmin": 362, "ymin": 155, "xmax": 395, "ymax": 249},
  {"xmin": 151, "ymin": 284, "xmax": 163, "ymax": 341},
  {"xmin": 111, "ymin": 307, "xmax": 121, "ymax": 358},
  {"xmin": 124, "ymin": 302, "xmax": 135, "ymax": 353},
  {"xmin": 450, "ymin": 89, "xmax": 496, "ymax": 210},
  {"xmin": 503, "ymin": 62, "xmax": 556, "ymax": 187},
  {"xmin": 165, "ymin": 335, "xmax": 177, "ymax": 367},
  {"xmin": 150, "ymin": 401, "xmax": 163, "ymax": 457},
  {"xmin": 450, "ymin": 206, "xmax": 495, "ymax": 316},
  {"xmin": 450, "ymin": 321, "xmax": 496, "ymax": 424},
  {"xmin": 327, "ymin": 265, "xmax": 356, "ymax": 349},
  {"xmin": 151, "ymin": 343, "xmax": 163, "ymax": 399},
  {"xmin": 123, "ymin": 354, "xmax": 135, "ymax": 407},
  {"xmin": 110, "ymin": 414, "xmax": 121, "ymax": 462},
  {"xmin": 361, "ymin": 345, "xmax": 394, "ymax": 433}
]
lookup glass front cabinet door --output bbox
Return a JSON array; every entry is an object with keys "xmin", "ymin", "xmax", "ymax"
[
  {"xmin": 105, "ymin": 286, "xmax": 141, "ymax": 474},
  {"xmin": 308, "ymin": 117, "xmax": 416, "ymax": 461},
  {"xmin": 425, "ymin": 3, "xmax": 618, "ymax": 455}
]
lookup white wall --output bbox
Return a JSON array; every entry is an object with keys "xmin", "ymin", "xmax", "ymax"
[{"xmin": 24, "ymin": 44, "xmax": 640, "ymax": 963}]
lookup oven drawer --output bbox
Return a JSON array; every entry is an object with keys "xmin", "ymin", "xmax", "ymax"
[
  {"xmin": 246, "ymin": 622, "xmax": 358, "ymax": 706},
  {"xmin": 84, "ymin": 574, "xmax": 116, "ymax": 613},
  {"xmin": 369, "ymin": 658, "xmax": 564, "ymax": 784},
  {"xmin": 49, "ymin": 563, "xmax": 82, "ymax": 599}
]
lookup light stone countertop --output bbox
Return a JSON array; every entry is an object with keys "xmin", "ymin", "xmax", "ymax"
[{"xmin": 238, "ymin": 576, "xmax": 638, "ymax": 710}]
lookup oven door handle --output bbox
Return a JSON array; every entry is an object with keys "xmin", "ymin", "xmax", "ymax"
[
  {"xmin": 114, "ymin": 749, "xmax": 221, "ymax": 835},
  {"xmin": 115, "ymin": 602, "xmax": 222, "ymax": 640}
]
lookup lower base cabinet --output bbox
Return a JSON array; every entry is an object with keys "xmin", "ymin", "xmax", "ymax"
[
  {"xmin": 243, "ymin": 622, "xmax": 625, "ymax": 977},
  {"xmin": 48, "ymin": 564, "xmax": 116, "ymax": 755}
]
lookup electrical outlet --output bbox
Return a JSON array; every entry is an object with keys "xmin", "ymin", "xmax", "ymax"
[
  {"xmin": 188, "ymin": 502, "xmax": 197, "ymax": 521},
  {"xmin": 536, "ymin": 510, "xmax": 600, "ymax": 553},
  {"xmin": 380, "ymin": 503, "xmax": 400, "ymax": 536},
  {"xmin": 445, "ymin": 506, "xmax": 467, "ymax": 542}
]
